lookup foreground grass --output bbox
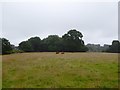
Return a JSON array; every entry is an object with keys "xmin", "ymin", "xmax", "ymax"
[
  {"xmin": 0, "ymin": 55, "xmax": 2, "ymax": 89},
  {"xmin": 2, "ymin": 52, "xmax": 118, "ymax": 88}
]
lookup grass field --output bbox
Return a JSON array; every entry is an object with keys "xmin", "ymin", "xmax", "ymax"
[
  {"xmin": 2, "ymin": 52, "xmax": 118, "ymax": 88},
  {"xmin": 0, "ymin": 55, "xmax": 2, "ymax": 89}
]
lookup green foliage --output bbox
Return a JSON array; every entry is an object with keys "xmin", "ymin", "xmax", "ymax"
[
  {"xmin": 19, "ymin": 41, "xmax": 33, "ymax": 52},
  {"xmin": 1, "ymin": 29, "xmax": 90, "ymax": 53},
  {"xmin": 18, "ymin": 29, "xmax": 88, "ymax": 52},
  {"xmin": 42, "ymin": 35, "xmax": 62, "ymax": 51},
  {"xmin": 2, "ymin": 38, "xmax": 12, "ymax": 54},
  {"xmin": 28, "ymin": 37, "xmax": 42, "ymax": 52},
  {"xmin": 11, "ymin": 49, "xmax": 24, "ymax": 53},
  {"xmin": 19, "ymin": 37, "xmax": 42, "ymax": 52},
  {"xmin": 107, "ymin": 40, "xmax": 120, "ymax": 53},
  {"xmin": 67, "ymin": 29, "xmax": 83, "ymax": 40},
  {"xmin": 62, "ymin": 29, "xmax": 88, "ymax": 52}
]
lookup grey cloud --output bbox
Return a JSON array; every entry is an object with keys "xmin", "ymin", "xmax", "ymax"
[{"xmin": 1, "ymin": 2, "xmax": 118, "ymax": 46}]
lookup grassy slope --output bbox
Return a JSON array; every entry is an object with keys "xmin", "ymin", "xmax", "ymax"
[
  {"xmin": 0, "ymin": 55, "xmax": 2, "ymax": 89},
  {"xmin": 2, "ymin": 52, "xmax": 118, "ymax": 88}
]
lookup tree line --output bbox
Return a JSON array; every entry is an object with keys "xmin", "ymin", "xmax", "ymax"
[
  {"xmin": 1, "ymin": 29, "xmax": 88, "ymax": 54},
  {"xmin": 0, "ymin": 29, "xmax": 120, "ymax": 54},
  {"xmin": 18, "ymin": 30, "xmax": 88, "ymax": 52}
]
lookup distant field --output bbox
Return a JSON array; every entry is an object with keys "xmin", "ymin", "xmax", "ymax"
[{"xmin": 2, "ymin": 52, "xmax": 118, "ymax": 88}]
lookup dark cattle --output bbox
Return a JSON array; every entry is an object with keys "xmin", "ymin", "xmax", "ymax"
[
  {"xmin": 61, "ymin": 52, "xmax": 64, "ymax": 54},
  {"xmin": 56, "ymin": 52, "xmax": 59, "ymax": 54}
]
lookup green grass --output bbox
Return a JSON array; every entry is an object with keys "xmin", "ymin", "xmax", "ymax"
[
  {"xmin": 0, "ymin": 55, "xmax": 2, "ymax": 89},
  {"xmin": 2, "ymin": 52, "xmax": 118, "ymax": 88}
]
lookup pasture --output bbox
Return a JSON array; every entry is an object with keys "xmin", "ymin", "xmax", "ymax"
[
  {"xmin": 0, "ymin": 55, "xmax": 2, "ymax": 89},
  {"xmin": 2, "ymin": 52, "xmax": 118, "ymax": 88}
]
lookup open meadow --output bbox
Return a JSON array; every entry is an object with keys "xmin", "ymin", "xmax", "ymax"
[
  {"xmin": 2, "ymin": 52, "xmax": 118, "ymax": 88},
  {"xmin": 0, "ymin": 55, "xmax": 2, "ymax": 89}
]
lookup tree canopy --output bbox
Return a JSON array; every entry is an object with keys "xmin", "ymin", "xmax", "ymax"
[
  {"xmin": 2, "ymin": 29, "xmax": 120, "ymax": 54},
  {"xmin": 19, "ymin": 41, "xmax": 33, "ymax": 52},
  {"xmin": 106, "ymin": 40, "xmax": 120, "ymax": 53},
  {"xmin": 62, "ymin": 29, "xmax": 87, "ymax": 52},
  {"xmin": 28, "ymin": 37, "xmax": 42, "ymax": 52},
  {"xmin": 1, "ymin": 38, "xmax": 12, "ymax": 54},
  {"xmin": 18, "ymin": 29, "xmax": 88, "ymax": 52}
]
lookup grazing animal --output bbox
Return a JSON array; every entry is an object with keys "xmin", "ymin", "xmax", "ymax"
[
  {"xmin": 56, "ymin": 52, "xmax": 59, "ymax": 54},
  {"xmin": 61, "ymin": 52, "xmax": 64, "ymax": 54}
]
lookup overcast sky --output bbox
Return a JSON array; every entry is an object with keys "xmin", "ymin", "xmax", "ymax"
[{"xmin": 0, "ymin": 0, "xmax": 118, "ymax": 46}]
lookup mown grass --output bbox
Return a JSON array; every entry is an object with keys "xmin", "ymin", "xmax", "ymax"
[{"xmin": 2, "ymin": 52, "xmax": 118, "ymax": 88}]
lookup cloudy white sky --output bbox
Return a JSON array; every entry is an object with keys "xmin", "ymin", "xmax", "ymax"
[{"xmin": 0, "ymin": 0, "xmax": 119, "ymax": 46}]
